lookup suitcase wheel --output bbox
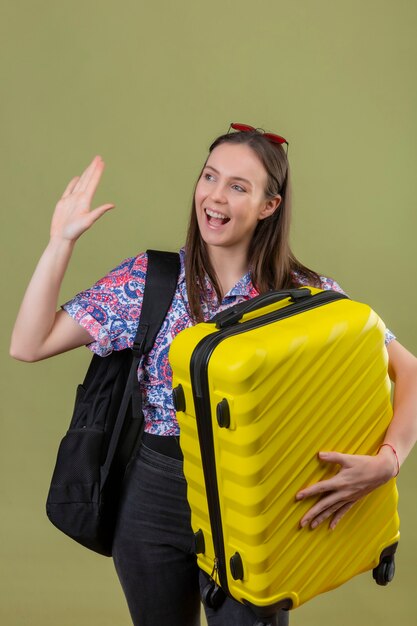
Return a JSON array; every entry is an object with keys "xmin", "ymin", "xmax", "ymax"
[
  {"xmin": 172, "ymin": 385, "xmax": 186, "ymax": 412},
  {"xmin": 372, "ymin": 555, "xmax": 395, "ymax": 586},
  {"xmin": 201, "ymin": 580, "xmax": 226, "ymax": 609}
]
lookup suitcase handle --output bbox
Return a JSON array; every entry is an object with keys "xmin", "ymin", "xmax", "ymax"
[{"xmin": 213, "ymin": 288, "xmax": 312, "ymax": 328}]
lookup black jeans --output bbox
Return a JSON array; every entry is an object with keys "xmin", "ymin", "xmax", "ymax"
[{"xmin": 113, "ymin": 443, "xmax": 284, "ymax": 626}]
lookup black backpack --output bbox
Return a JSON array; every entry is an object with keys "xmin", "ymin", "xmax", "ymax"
[{"xmin": 46, "ymin": 250, "xmax": 180, "ymax": 556}]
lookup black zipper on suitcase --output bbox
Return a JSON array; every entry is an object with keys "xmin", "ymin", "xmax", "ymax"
[{"xmin": 189, "ymin": 289, "xmax": 348, "ymax": 595}]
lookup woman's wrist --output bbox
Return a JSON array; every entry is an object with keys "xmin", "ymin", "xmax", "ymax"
[
  {"xmin": 376, "ymin": 444, "xmax": 400, "ymax": 479},
  {"xmin": 47, "ymin": 236, "xmax": 77, "ymax": 263},
  {"xmin": 48, "ymin": 233, "xmax": 76, "ymax": 248}
]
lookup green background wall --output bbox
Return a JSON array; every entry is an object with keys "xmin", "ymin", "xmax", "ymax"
[{"xmin": 1, "ymin": 1, "xmax": 416, "ymax": 624}]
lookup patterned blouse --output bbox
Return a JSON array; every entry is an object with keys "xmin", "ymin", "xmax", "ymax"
[{"xmin": 63, "ymin": 248, "xmax": 395, "ymax": 437}]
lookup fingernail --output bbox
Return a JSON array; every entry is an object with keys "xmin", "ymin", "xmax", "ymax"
[
  {"xmin": 296, "ymin": 492, "xmax": 304, "ymax": 500},
  {"xmin": 311, "ymin": 521, "xmax": 318, "ymax": 529}
]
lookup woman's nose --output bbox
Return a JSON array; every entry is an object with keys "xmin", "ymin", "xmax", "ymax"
[{"xmin": 209, "ymin": 184, "xmax": 227, "ymax": 203}]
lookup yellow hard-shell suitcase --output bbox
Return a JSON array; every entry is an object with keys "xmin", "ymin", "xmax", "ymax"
[{"xmin": 169, "ymin": 288, "xmax": 399, "ymax": 621}]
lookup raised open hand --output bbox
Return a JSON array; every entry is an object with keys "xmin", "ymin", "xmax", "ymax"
[{"xmin": 50, "ymin": 156, "xmax": 115, "ymax": 242}]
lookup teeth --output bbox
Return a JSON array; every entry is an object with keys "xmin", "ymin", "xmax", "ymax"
[{"xmin": 205, "ymin": 208, "xmax": 229, "ymax": 220}]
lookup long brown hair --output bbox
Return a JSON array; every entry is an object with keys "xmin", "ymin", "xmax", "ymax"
[{"xmin": 185, "ymin": 128, "xmax": 321, "ymax": 322}]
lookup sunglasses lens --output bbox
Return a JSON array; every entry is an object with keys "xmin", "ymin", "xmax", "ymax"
[
  {"xmin": 231, "ymin": 123, "xmax": 255, "ymax": 133},
  {"xmin": 264, "ymin": 133, "xmax": 288, "ymax": 145}
]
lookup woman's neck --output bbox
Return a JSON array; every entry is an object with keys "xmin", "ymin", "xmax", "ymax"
[{"xmin": 208, "ymin": 246, "xmax": 249, "ymax": 297}]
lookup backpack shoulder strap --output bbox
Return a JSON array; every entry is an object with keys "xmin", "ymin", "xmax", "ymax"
[
  {"xmin": 132, "ymin": 250, "xmax": 181, "ymax": 357},
  {"xmin": 130, "ymin": 249, "xmax": 180, "ymax": 422},
  {"xmin": 103, "ymin": 250, "xmax": 181, "ymax": 480}
]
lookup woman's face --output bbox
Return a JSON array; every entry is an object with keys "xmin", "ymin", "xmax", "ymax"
[{"xmin": 194, "ymin": 142, "xmax": 280, "ymax": 257}]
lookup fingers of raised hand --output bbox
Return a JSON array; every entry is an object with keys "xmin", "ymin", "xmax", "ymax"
[
  {"xmin": 66, "ymin": 155, "xmax": 104, "ymax": 202},
  {"xmin": 52, "ymin": 156, "xmax": 114, "ymax": 241},
  {"xmin": 62, "ymin": 176, "xmax": 80, "ymax": 199},
  {"xmin": 60, "ymin": 156, "xmax": 104, "ymax": 203},
  {"xmin": 86, "ymin": 203, "xmax": 115, "ymax": 226},
  {"xmin": 80, "ymin": 157, "xmax": 106, "ymax": 200},
  {"xmin": 70, "ymin": 202, "xmax": 115, "ymax": 229}
]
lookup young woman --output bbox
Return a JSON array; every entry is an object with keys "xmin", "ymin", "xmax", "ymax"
[{"xmin": 10, "ymin": 124, "xmax": 417, "ymax": 626}]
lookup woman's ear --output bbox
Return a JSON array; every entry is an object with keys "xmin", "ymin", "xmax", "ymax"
[{"xmin": 259, "ymin": 195, "xmax": 282, "ymax": 220}]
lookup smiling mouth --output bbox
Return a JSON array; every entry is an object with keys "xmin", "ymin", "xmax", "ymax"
[{"xmin": 205, "ymin": 208, "xmax": 230, "ymax": 226}]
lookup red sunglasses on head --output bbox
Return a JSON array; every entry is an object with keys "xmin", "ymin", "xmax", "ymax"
[{"xmin": 229, "ymin": 122, "xmax": 289, "ymax": 151}]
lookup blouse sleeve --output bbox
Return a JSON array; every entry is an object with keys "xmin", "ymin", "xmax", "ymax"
[{"xmin": 62, "ymin": 252, "xmax": 148, "ymax": 356}]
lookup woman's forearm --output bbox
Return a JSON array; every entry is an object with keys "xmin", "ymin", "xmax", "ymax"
[
  {"xmin": 10, "ymin": 237, "xmax": 76, "ymax": 360},
  {"xmin": 383, "ymin": 341, "xmax": 417, "ymax": 468}
]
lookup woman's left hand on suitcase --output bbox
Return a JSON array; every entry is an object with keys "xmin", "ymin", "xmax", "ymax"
[{"xmin": 296, "ymin": 449, "xmax": 397, "ymax": 530}]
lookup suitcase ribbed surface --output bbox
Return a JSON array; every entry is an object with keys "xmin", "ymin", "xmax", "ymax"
[{"xmin": 169, "ymin": 291, "xmax": 399, "ymax": 611}]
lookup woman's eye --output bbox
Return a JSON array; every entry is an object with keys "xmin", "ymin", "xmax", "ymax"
[
  {"xmin": 204, "ymin": 173, "xmax": 214, "ymax": 181},
  {"xmin": 232, "ymin": 184, "xmax": 246, "ymax": 193}
]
